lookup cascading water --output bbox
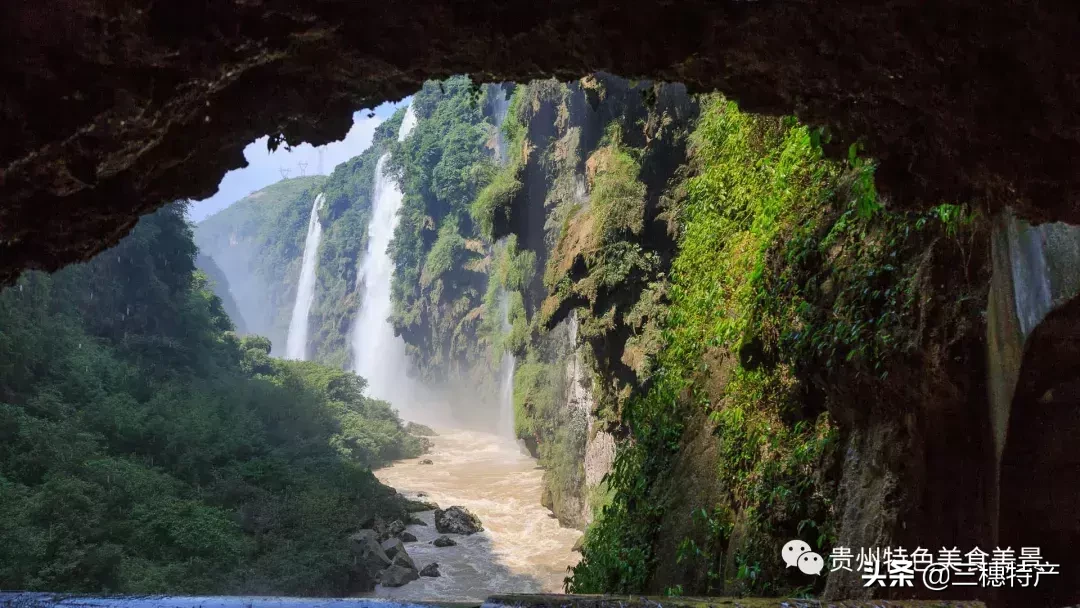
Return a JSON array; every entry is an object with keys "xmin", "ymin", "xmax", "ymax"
[
  {"xmin": 497, "ymin": 290, "xmax": 516, "ymax": 439},
  {"xmin": 351, "ymin": 106, "xmax": 433, "ymax": 422},
  {"xmin": 491, "ymin": 89, "xmax": 516, "ymax": 439},
  {"xmin": 339, "ymin": 101, "xmax": 580, "ymax": 602},
  {"xmin": 284, "ymin": 192, "xmax": 325, "ymax": 360},
  {"xmin": 490, "ymin": 86, "xmax": 511, "ymax": 165}
]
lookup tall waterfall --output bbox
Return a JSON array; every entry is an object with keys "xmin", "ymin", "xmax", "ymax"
[
  {"xmin": 497, "ymin": 290, "xmax": 517, "ymax": 439},
  {"xmin": 351, "ymin": 106, "xmax": 429, "ymax": 419},
  {"xmin": 492, "ymin": 88, "xmax": 515, "ymax": 439},
  {"xmin": 490, "ymin": 86, "xmax": 511, "ymax": 165},
  {"xmin": 284, "ymin": 192, "xmax": 325, "ymax": 360}
]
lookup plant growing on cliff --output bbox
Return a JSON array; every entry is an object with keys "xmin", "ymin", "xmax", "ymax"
[{"xmin": 569, "ymin": 95, "xmax": 970, "ymax": 596}]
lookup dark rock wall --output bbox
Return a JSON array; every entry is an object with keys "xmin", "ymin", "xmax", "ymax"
[{"xmin": 4, "ymin": 0, "xmax": 1080, "ymax": 283}]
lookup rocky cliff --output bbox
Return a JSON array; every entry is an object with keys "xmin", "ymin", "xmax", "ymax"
[{"xmin": 177, "ymin": 73, "xmax": 1078, "ymax": 606}]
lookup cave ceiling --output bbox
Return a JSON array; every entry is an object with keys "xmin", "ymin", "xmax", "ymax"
[{"xmin": 2, "ymin": 0, "xmax": 1079, "ymax": 283}]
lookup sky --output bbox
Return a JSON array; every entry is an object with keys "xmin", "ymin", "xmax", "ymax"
[{"xmin": 187, "ymin": 98, "xmax": 410, "ymax": 223}]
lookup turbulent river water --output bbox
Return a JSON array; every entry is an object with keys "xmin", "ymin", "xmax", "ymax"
[{"xmin": 369, "ymin": 429, "xmax": 582, "ymax": 602}]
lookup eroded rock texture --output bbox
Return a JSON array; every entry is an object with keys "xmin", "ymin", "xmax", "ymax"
[{"xmin": 3, "ymin": 0, "xmax": 1080, "ymax": 283}]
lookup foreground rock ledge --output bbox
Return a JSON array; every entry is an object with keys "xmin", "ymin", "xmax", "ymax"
[
  {"xmin": 3, "ymin": 1, "xmax": 1080, "ymax": 284},
  {"xmin": 482, "ymin": 596, "xmax": 988, "ymax": 608},
  {"xmin": 0, "ymin": 593, "xmax": 989, "ymax": 608}
]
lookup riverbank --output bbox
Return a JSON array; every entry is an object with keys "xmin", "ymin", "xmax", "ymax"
[{"xmin": 368, "ymin": 429, "xmax": 582, "ymax": 602}]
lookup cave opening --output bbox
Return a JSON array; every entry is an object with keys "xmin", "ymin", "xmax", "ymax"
[{"xmin": 3, "ymin": 3, "xmax": 1080, "ymax": 606}]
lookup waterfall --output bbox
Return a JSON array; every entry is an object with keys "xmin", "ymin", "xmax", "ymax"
[
  {"xmin": 496, "ymin": 289, "xmax": 517, "ymax": 439},
  {"xmin": 490, "ymin": 86, "xmax": 511, "ymax": 165},
  {"xmin": 491, "ymin": 88, "xmax": 515, "ymax": 438},
  {"xmin": 351, "ymin": 106, "xmax": 430, "ymax": 419},
  {"xmin": 284, "ymin": 192, "xmax": 325, "ymax": 360}
]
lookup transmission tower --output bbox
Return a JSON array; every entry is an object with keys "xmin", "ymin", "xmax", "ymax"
[
  {"xmin": 297, "ymin": 162, "xmax": 308, "ymax": 177},
  {"xmin": 279, "ymin": 167, "xmax": 291, "ymax": 180}
]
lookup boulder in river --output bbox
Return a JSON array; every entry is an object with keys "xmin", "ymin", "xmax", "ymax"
[
  {"xmin": 348, "ymin": 530, "xmax": 392, "ymax": 591},
  {"xmin": 392, "ymin": 550, "xmax": 417, "ymax": 571},
  {"xmin": 386, "ymin": 519, "xmax": 406, "ymax": 538},
  {"xmin": 419, "ymin": 563, "xmax": 440, "ymax": 577},
  {"xmin": 380, "ymin": 538, "xmax": 406, "ymax": 560},
  {"xmin": 418, "ymin": 459, "xmax": 433, "ymax": 465},
  {"xmin": 379, "ymin": 564, "xmax": 419, "ymax": 587},
  {"xmin": 432, "ymin": 535, "xmax": 456, "ymax": 547},
  {"xmin": 406, "ymin": 515, "xmax": 427, "ymax": 526},
  {"xmin": 399, "ymin": 531, "xmax": 417, "ymax": 542},
  {"xmin": 434, "ymin": 506, "xmax": 483, "ymax": 535}
]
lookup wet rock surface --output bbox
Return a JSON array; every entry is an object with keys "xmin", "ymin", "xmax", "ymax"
[
  {"xmin": 432, "ymin": 535, "xmax": 457, "ymax": 547},
  {"xmin": 3, "ymin": 1, "xmax": 1080, "ymax": 284},
  {"xmin": 380, "ymin": 538, "xmax": 407, "ymax": 560},
  {"xmin": 347, "ymin": 530, "xmax": 392, "ymax": 591},
  {"xmin": 419, "ymin": 563, "xmax": 440, "ymax": 577},
  {"xmin": 349, "ymin": 527, "xmax": 423, "ymax": 590},
  {"xmin": 434, "ymin": 506, "xmax": 484, "ymax": 535},
  {"xmin": 378, "ymin": 564, "xmax": 419, "ymax": 587},
  {"xmin": 386, "ymin": 520, "xmax": 406, "ymax": 539},
  {"xmin": 391, "ymin": 550, "xmax": 417, "ymax": 572}
]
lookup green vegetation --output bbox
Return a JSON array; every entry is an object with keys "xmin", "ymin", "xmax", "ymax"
[
  {"xmin": 388, "ymin": 78, "xmax": 512, "ymax": 387},
  {"xmin": 195, "ymin": 253, "xmax": 247, "ymax": 334},
  {"xmin": 0, "ymin": 204, "xmax": 422, "ymax": 595},
  {"xmin": 512, "ymin": 336, "xmax": 588, "ymax": 528},
  {"xmin": 471, "ymin": 87, "xmax": 526, "ymax": 241},
  {"xmin": 569, "ymin": 97, "xmax": 979, "ymax": 595},
  {"xmin": 1, "ymin": 74, "xmax": 991, "ymax": 600},
  {"xmin": 546, "ymin": 130, "xmax": 656, "ymax": 317}
]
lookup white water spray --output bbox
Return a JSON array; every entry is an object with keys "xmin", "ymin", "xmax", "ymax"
[
  {"xmin": 497, "ymin": 290, "xmax": 517, "ymax": 439},
  {"xmin": 490, "ymin": 86, "xmax": 511, "ymax": 165},
  {"xmin": 351, "ymin": 106, "xmax": 437, "ymax": 422},
  {"xmin": 491, "ymin": 88, "xmax": 516, "ymax": 439},
  {"xmin": 284, "ymin": 192, "xmax": 325, "ymax": 360}
]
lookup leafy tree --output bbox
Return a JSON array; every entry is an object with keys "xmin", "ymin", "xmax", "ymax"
[{"xmin": 0, "ymin": 203, "xmax": 423, "ymax": 596}]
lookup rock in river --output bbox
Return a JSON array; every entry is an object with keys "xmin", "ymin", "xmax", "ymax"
[
  {"xmin": 399, "ymin": 531, "xmax": 417, "ymax": 542},
  {"xmin": 419, "ymin": 563, "xmax": 440, "ymax": 577},
  {"xmin": 386, "ymin": 519, "xmax": 406, "ymax": 538},
  {"xmin": 392, "ymin": 550, "xmax": 417, "ymax": 571},
  {"xmin": 348, "ymin": 529, "xmax": 392, "ymax": 591},
  {"xmin": 379, "ymin": 564, "xmax": 418, "ymax": 587},
  {"xmin": 434, "ymin": 506, "xmax": 483, "ymax": 535},
  {"xmin": 432, "ymin": 535, "xmax": 456, "ymax": 547},
  {"xmin": 380, "ymin": 538, "xmax": 406, "ymax": 560},
  {"xmin": 418, "ymin": 459, "xmax": 433, "ymax": 465}
]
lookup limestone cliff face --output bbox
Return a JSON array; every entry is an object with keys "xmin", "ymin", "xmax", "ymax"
[{"xmin": 552, "ymin": 312, "xmax": 616, "ymax": 528}]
